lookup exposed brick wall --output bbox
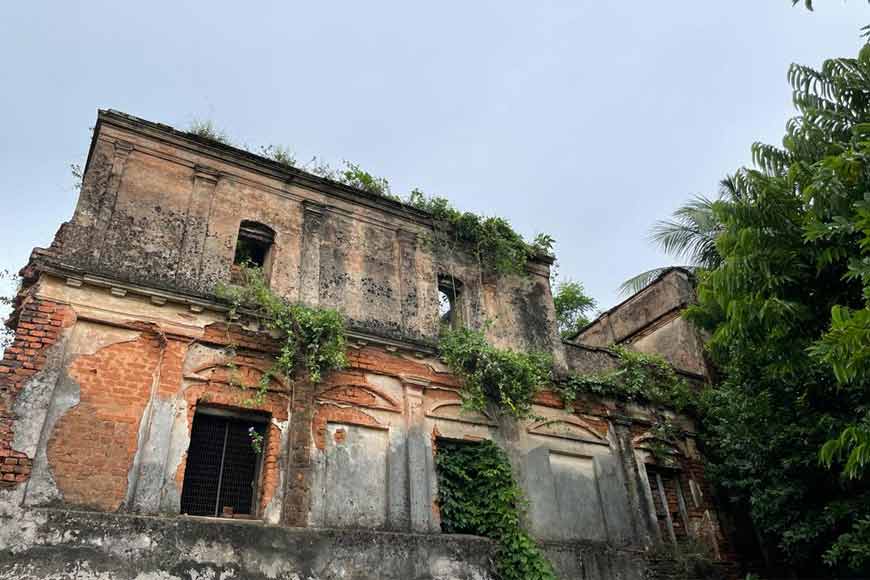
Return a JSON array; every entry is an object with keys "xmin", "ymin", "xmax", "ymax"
[
  {"xmin": 283, "ymin": 378, "xmax": 315, "ymax": 526},
  {"xmin": 345, "ymin": 347, "xmax": 460, "ymax": 387},
  {"xmin": 47, "ymin": 332, "xmax": 161, "ymax": 510},
  {"xmin": 179, "ymin": 369, "xmax": 290, "ymax": 517},
  {"xmin": 0, "ymin": 296, "xmax": 71, "ymax": 488}
]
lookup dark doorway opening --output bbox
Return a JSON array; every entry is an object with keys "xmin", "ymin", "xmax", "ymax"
[
  {"xmin": 645, "ymin": 464, "xmax": 690, "ymax": 544},
  {"xmin": 180, "ymin": 408, "xmax": 267, "ymax": 518}
]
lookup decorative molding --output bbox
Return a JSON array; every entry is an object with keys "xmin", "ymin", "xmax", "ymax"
[
  {"xmin": 633, "ymin": 433, "xmax": 684, "ymax": 457},
  {"xmin": 187, "ymin": 361, "xmax": 289, "ymax": 391},
  {"xmin": 527, "ymin": 417, "xmax": 609, "ymax": 446},
  {"xmin": 317, "ymin": 384, "xmax": 401, "ymax": 413},
  {"xmin": 426, "ymin": 400, "xmax": 495, "ymax": 426}
]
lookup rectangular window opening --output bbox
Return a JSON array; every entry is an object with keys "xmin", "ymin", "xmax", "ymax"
[
  {"xmin": 180, "ymin": 407, "xmax": 268, "ymax": 518},
  {"xmin": 434, "ymin": 437, "xmax": 484, "ymax": 534},
  {"xmin": 645, "ymin": 464, "xmax": 690, "ymax": 544},
  {"xmin": 437, "ymin": 274, "xmax": 463, "ymax": 330},
  {"xmin": 232, "ymin": 221, "xmax": 275, "ymax": 283}
]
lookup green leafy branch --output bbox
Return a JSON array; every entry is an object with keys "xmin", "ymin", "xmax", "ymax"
[
  {"xmin": 645, "ymin": 417, "xmax": 683, "ymax": 465},
  {"xmin": 555, "ymin": 346, "xmax": 695, "ymax": 412},
  {"xmin": 436, "ymin": 439, "xmax": 556, "ymax": 580},
  {"xmin": 0, "ymin": 269, "xmax": 19, "ymax": 353},
  {"xmin": 552, "ymin": 279, "xmax": 597, "ymax": 338},
  {"xmin": 216, "ymin": 264, "xmax": 347, "ymax": 394},
  {"xmin": 438, "ymin": 327, "xmax": 552, "ymax": 419},
  {"xmin": 248, "ymin": 426, "xmax": 265, "ymax": 455},
  {"xmin": 408, "ymin": 189, "xmax": 554, "ymax": 275}
]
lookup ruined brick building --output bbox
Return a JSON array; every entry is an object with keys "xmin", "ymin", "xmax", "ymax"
[{"xmin": 0, "ymin": 110, "xmax": 733, "ymax": 579}]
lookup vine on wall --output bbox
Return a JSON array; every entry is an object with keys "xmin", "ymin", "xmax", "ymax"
[
  {"xmin": 556, "ymin": 346, "xmax": 695, "ymax": 412},
  {"xmin": 216, "ymin": 264, "xmax": 347, "ymax": 404},
  {"xmin": 436, "ymin": 439, "xmax": 556, "ymax": 580},
  {"xmin": 438, "ymin": 327, "xmax": 552, "ymax": 419},
  {"xmin": 186, "ymin": 117, "xmax": 555, "ymax": 277},
  {"xmin": 407, "ymin": 189, "xmax": 554, "ymax": 275}
]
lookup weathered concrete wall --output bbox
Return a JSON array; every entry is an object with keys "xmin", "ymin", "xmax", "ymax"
[
  {"xmin": 631, "ymin": 315, "xmax": 708, "ymax": 377},
  {"xmin": 572, "ymin": 269, "xmax": 708, "ymax": 377},
  {"xmin": 40, "ymin": 109, "xmax": 560, "ymax": 357},
  {"xmin": 0, "ymin": 507, "xmax": 495, "ymax": 580},
  {"xmin": 563, "ymin": 342, "xmax": 622, "ymax": 375},
  {"xmin": 542, "ymin": 542, "xmax": 648, "ymax": 580},
  {"xmin": 0, "ymin": 110, "xmax": 740, "ymax": 578}
]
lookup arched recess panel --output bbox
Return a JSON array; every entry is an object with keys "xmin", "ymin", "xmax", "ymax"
[
  {"xmin": 319, "ymin": 422, "xmax": 390, "ymax": 529},
  {"xmin": 523, "ymin": 412, "xmax": 635, "ymax": 545}
]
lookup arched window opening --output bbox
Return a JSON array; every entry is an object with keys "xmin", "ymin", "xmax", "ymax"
[{"xmin": 438, "ymin": 274, "xmax": 463, "ymax": 329}]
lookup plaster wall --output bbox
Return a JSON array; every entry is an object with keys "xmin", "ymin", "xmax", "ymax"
[
  {"xmin": 573, "ymin": 269, "xmax": 707, "ymax": 377},
  {"xmin": 0, "ymin": 110, "xmax": 736, "ymax": 578},
  {"xmin": 44, "ymin": 110, "xmax": 561, "ymax": 357}
]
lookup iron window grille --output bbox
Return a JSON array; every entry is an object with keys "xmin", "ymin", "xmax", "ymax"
[{"xmin": 180, "ymin": 407, "xmax": 268, "ymax": 518}]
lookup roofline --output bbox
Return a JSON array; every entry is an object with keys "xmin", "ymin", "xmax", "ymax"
[
  {"xmin": 89, "ymin": 109, "xmax": 555, "ymax": 267},
  {"xmin": 566, "ymin": 266, "xmax": 695, "ymax": 341}
]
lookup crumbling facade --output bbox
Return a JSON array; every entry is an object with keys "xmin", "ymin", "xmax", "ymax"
[{"xmin": 0, "ymin": 111, "xmax": 733, "ymax": 579}]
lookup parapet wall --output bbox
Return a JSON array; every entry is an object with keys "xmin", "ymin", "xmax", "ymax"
[
  {"xmin": 572, "ymin": 269, "xmax": 709, "ymax": 378},
  {"xmin": 0, "ymin": 506, "xmax": 496, "ymax": 580}
]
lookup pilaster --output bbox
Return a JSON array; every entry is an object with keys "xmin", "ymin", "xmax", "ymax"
[
  {"xmin": 180, "ymin": 166, "xmax": 219, "ymax": 284},
  {"xmin": 299, "ymin": 201, "xmax": 325, "ymax": 306},
  {"xmin": 396, "ymin": 229, "xmax": 420, "ymax": 337},
  {"xmin": 611, "ymin": 416, "xmax": 661, "ymax": 547},
  {"xmin": 92, "ymin": 140, "xmax": 134, "ymax": 264},
  {"xmin": 401, "ymin": 374, "xmax": 436, "ymax": 532},
  {"xmin": 282, "ymin": 379, "xmax": 316, "ymax": 526}
]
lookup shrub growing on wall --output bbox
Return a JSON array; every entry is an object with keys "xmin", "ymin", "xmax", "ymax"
[
  {"xmin": 439, "ymin": 327, "xmax": 552, "ymax": 419},
  {"xmin": 407, "ymin": 189, "xmax": 554, "ymax": 275},
  {"xmin": 216, "ymin": 264, "xmax": 347, "ymax": 389},
  {"xmin": 556, "ymin": 346, "xmax": 695, "ymax": 412},
  {"xmin": 436, "ymin": 439, "xmax": 556, "ymax": 580}
]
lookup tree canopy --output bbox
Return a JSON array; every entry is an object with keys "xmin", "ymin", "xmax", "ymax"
[
  {"xmin": 553, "ymin": 280, "xmax": 597, "ymax": 338},
  {"xmin": 681, "ymin": 42, "xmax": 870, "ymax": 575}
]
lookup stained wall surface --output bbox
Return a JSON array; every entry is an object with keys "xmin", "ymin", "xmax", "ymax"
[
  {"xmin": 0, "ymin": 111, "xmax": 732, "ymax": 580},
  {"xmin": 43, "ymin": 110, "xmax": 562, "ymax": 358},
  {"xmin": 572, "ymin": 268, "xmax": 709, "ymax": 378}
]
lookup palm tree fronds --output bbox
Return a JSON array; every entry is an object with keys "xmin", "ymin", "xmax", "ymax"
[
  {"xmin": 618, "ymin": 266, "xmax": 699, "ymax": 297},
  {"xmin": 649, "ymin": 195, "xmax": 723, "ymax": 270}
]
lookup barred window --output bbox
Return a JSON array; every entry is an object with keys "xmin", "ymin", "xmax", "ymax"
[{"xmin": 180, "ymin": 407, "xmax": 268, "ymax": 518}]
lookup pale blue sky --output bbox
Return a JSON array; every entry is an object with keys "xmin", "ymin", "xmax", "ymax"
[{"xmin": 1, "ymin": 1, "xmax": 868, "ymax": 322}]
